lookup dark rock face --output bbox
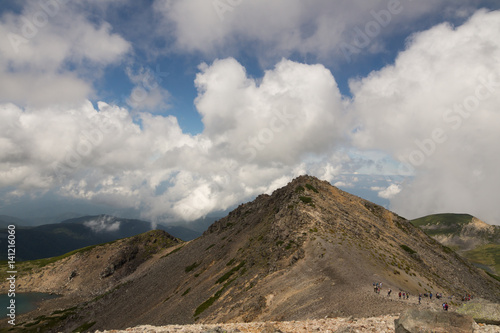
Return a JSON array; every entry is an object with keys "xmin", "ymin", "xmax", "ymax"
[
  {"xmin": 395, "ymin": 308, "xmax": 475, "ymax": 333},
  {"xmin": 100, "ymin": 245, "xmax": 139, "ymax": 278}
]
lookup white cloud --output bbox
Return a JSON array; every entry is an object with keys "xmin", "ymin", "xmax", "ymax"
[
  {"xmin": 334, "ymin": 181, "xmax": 353, "ymax": 188},
  {"xmin": 0, "ymin": 1, "xmax": 131, "ymax": 107},
  {"xmin": 377, "ymin": 184, "xmax": 401, "ymax": 199},
  {"xmin": 351, "ymin": 9, "xmax": 500, "ymax": 222},
  {"xmin": 371, "ymin": 186, "xmax": 385, "ymax": 192},
  {"xmin": 84, "ymin": 215, "xmax": 121, "ymax": 233},
  {"xmin": 194, "ymin": 58, "xmax": 344, "ymax": 164},
  {"xmin": 126, "ymin": 66, "xmax": 171, "ymax": 112},
  {"xmin": 154, "ymin": 0, "xmax": 479, "ymax": 63}
]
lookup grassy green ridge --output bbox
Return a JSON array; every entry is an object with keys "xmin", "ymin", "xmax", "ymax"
[
  {"xmin": 411, "ymin": 213, "xmax": 474, "ymax": 236},
  {"xmin": 411, "ymin": 213, "xmax": 474, "ymax": 227},
  {"xmin": 411, "ymin": 213, "xmax": 500, "ymax": 275}
]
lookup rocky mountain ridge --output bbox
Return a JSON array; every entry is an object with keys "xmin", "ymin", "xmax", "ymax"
[{"xmin": 2, "ymin": 175, "xmax": 499, "ymax": 332}]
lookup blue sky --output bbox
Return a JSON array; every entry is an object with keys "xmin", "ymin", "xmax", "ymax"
[{"xmin": 1, "ymin": 0, "xmax": 500, "ymax": 226}]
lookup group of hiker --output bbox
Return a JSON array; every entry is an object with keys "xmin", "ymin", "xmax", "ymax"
[
  {"xmin": 398, "ymin": 291, "xmax": 410, "ymax": 300},
  {"xmin": 373, "ymin": 282, "xmax": 383, "ymax": 294},
  {"xmin": 371, "ymin": 282, "xmax": 453, "ymax": 311}
]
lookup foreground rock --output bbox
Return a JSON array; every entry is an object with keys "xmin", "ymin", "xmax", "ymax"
[
  {"xmin": 95, "ymin": 316, "xmax": 399, "ymax": 333},
  {"xmin": 94, "ymin": 315, "xmax": 500, "ymax": 333},
  {"xmin": 395, "ymin": 308, "xmax": 475, "ymax": 333},
  {"xmin": 458, "ymin": 302, "xmax": 500, "ymax": 325}
]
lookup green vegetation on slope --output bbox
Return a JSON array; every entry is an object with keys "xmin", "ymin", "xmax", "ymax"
[
  {"xmin": 463, "ymin": 244, "xmax": 500, "ymax": 275},
  {"xmin": 400, "ymin": 244, "xmax": 416, "ymax": 255},
  {"xmin": 8, "ymin": 306, "xmax": 78, "ymax": 332}
]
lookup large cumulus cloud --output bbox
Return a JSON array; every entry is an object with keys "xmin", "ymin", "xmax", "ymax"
[
  {"xmin": 0, "ymin": 59, "xmax": 348, "ymax": 222},
  {"xmin": 351, "ymin": 9, "xmax": 500, "ymax": 223}
]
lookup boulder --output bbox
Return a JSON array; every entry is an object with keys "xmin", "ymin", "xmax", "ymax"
[
  {"xmin": 395, "ymin": 308, "xmax": 475, "ymax": 333},
  {"xmin": 456, "ymin": 302, "xmax": 500, "ymax": 325}
]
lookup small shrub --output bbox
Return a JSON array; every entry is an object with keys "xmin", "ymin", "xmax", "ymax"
[
  {"xmin": 299, "ymin": 196, "xmax": 312, "ymax": 204},
  {"xmin": 400, "ymin": 244, "xmax": 416, "ymax": 255},
  {"xmin": 216, "ymin": 261, "xmax": 246, "ymax": 284},
  {"xmin": 442, "ymin": 245, "xmax": 454, "ymax": 254},
  {"xmin": 182, "ymin": 288, "xmax": 191, "ymax": 296},
  {"xmin": 185, "ymin": 262, "xmax": 200, "ymax": 273},
  {"xmin": 305, "ymin": 184, "xmax": 319, "ymax": 193},
  {"xmin": 194, "ymin": 278, "xmax": 236, "ymax": 317},
  {"xmin": 205, "ymin": 244, "xmax": 215, "ymax": 251},
  {"xmin": 295, "ymin": 185, "xmax": 305, "ymax": 193},
  {"xmin": 486, "ymin": 271, "xmax": 500, "ymax": 282}
]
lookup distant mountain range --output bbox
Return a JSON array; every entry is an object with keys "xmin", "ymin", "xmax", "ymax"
[
  {"xmin": 0, "ymin": 215, "xmax": 214, "ymax": 260},
  {"xmin": 0, "ymin": 215, "xmax": 26, "ymax": 228},
  {"xmin": 3, "ymin": 175, "xmax": 498, "ymax": 332},
  {"xmin": 411, "ymin": 213, "xmax": 500, "ymax": 276}
]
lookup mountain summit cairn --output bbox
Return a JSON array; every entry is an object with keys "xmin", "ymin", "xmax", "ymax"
[{"xmin": 3, "ymin": 175, "xmax": 499, "ymax": 332}]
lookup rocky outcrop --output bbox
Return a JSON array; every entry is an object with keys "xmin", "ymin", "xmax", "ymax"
[
  {"xmin": 395, "ymin": 308, "xmax": 475, "ymax": 333},
  {"xmin": 0, "ymin": 230, "xmax": 181, "ymax": 297}
]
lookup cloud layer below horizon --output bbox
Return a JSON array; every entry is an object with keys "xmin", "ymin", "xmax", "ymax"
[{"xmin": 1, "ymin": 3, "xmax": 500, "ymax": 225}]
